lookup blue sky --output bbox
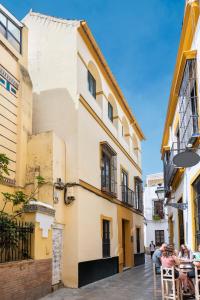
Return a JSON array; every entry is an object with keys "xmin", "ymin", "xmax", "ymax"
[{"xmin": 2, "ymin": 0, "xmax": 185, "ymax": 179}]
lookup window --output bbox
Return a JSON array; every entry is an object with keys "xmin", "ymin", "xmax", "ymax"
[
  {"xmin": 102, "ymin": 219, "xmax": 110, "ymax": 258},
  {"xmin": 155, "ymin": 230, "xmax": 165, "ymax": 246},
  {"xmin": 179, "ymin": 59, "xmax": 199, "ymax": 147},
  {"xmin": 136, "ymin": 228, "xmax": 140, "ymax": 253},
  {"xmin": 121, "ymin": 170, "xmax": 128, "ymax": 203},
  {"xmin": 108, "ymin": 102, "xmax": 113, "ymax": 122},
  {"xmin": 88, "ymin": 70, "xmax": 96, "ymax": 98},
  {"xmin": 135, "ymin": 177, "xmax": 143, "ymax": 212},
  {"xmin": 101, "ymin": 143, "xmax": 117, "ymax": 196},
  {"xmin": 153, "ymin": 200, "xmax": 164, "ymax": 219},
  {"xmin": 0, "ymin": 11, "xmax": 21, "ymax": 53}
]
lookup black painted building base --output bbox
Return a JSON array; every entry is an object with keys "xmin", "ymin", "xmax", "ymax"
[
  {"xmin": 134, "ymin": 253, "xmax": 145, "ymax": 266},
  {"xmin": 78, "ymin": 256, "xmax": 119, "ymax": 287}
]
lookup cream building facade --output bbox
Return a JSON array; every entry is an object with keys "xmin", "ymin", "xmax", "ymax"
[
  {"xmin": 144, "ymin": 173, "xmax": 168, "ymax": 250},
  {"xmin": 161, "ymin": 0, "xmax": 200, "ymax": 251},
  {"xmin": 23, "ymin": 11, "xmax": 145, "ymax": 288}
]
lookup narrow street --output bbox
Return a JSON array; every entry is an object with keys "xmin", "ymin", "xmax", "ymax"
[{"xmin": 40, "ymin": 257, "xmax": 162, "ymax": 300}]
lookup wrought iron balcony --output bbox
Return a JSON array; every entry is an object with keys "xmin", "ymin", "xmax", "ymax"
[
  {"xmin": 121, "ymin": 185, "xmax": 134, "ymax": 207},
  {"xmin": 163, "ymin": 142, "xmax": 178, "ymax": 195},
  {"xmin": 121, "ymin": 185, "xmax": 143, "ymax": 213},
  {"xmin": 101, "ymin": 174, "xmax": 117, "ymax": 197}
]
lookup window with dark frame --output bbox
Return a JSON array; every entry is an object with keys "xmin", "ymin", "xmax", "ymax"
[
  {"xmin": 134, "ymin": 177, "xmax": 143, "ymax": 212},
  {"xmin": 0, "ymin": 10, "xmax": 21, "ymax": 53},
  {"xmin": 179, "ymin": 59, "xmax": 199, "ymax": 147},
  {"xmin": 153, "ymin": 200, "xmax": 164, "ymax": 219},
  {"xmin": 102, "ymin": 219, "xmax": 110, "ymax": 258},
  {"xmin": 88, "ymin": 70, "xmax": 96, "ymax": 98},
  {"xmin": 108, "ymin": 102, "xmax": 113, "ymax": 122},
  {"xmin": 136, "ymin": 228, "xmax": 140, "ymax": 253},
  {"xmin": 155, "ymin": 230, "xmax": 165, "ymax": 246},
  {"xmin": 121, "ymin": 170, "xmax": 128, "ymax": 203},
  {"xmin": 101, "ymin": 143, "xmax": 117, "ymax": 196}
]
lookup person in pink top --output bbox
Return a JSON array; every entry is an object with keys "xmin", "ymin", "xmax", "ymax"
[{"xmin": 161, "ymin": 245, "xmax": 190, "ymax": 293}]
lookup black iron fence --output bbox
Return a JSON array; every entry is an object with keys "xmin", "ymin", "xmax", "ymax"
[
  {"xmin": 121, "ymin": 185, "xmax": 143, "ymax": 213},
  {"xmin": 121, "ymin": 184, "xmax": 134, "ymax": 207},
  {"xmin": 0, "ymin": 220, "xmax": 34, "ymax": 263}
]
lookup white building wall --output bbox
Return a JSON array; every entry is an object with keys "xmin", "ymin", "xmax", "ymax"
[{"xmin": 144, "ymin": 173, "xmax": 168, "ymax": 249}]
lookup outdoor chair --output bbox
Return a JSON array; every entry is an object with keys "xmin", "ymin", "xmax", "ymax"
[
  {"xmin": 195, "ymin": 266, "xmax": 200, "ymax": 300},
  {"xmin": 161, "ymin": 267, "xmax": 183, "ymax": 300}
]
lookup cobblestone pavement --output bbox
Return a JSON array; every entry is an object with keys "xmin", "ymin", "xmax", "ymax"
[{"xmin": 40, "ymin": 257, "xmax": 162, "ymax": 300}]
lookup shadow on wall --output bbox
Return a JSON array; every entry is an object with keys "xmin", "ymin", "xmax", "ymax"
[{"xmin": 32, "ymin": 88, "xmax": 78, "ymax": 139}]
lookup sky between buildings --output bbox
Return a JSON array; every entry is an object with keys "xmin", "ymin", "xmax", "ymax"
[{"xmin": 2, "ymin": 0, "xmax": 185, "ymax": 179}]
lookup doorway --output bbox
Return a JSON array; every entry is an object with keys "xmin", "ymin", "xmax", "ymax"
[{"xmin": 122, "ymin": 219, "xmax": 129, "ymax": 268}]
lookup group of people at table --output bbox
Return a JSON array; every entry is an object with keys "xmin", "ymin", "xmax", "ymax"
[{"xmin": 151, "ymin": 242, "xmax": 200, "ymax": 296}]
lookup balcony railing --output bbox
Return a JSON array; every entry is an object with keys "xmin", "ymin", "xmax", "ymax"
[
  {"xmin": 163, "ymin": 142, "xmax": 179, "ymax": 195},
  {"xmin": 121, "ymin": 185, "xmax": 134, "ymax": 207},
  {"xmin": 101, "ymin": 174, "xmax": 117, "ymax": 197},
  {"xmin": 121, "ymin": 185, "xmax": 143, "ymax": 212}
]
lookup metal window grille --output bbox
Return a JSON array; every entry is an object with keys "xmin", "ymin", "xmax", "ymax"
[
  {"xmin": 135, "ymin": 178, "xmax": 143, "ymax": 212},
  {"xmin": 155, "ymin": 230, "xmax": 165, "ymax": 246},
  {"xmin": 102, "ymin": 219, "xmax": 110, "ymax": 258},
  {"xmin": 88, "ymin": 70, "xmax": 96, "ymax": 99},
  {"xmin": 163, "ymin": 142, "xmax": 179, "ymax": 194},
  {"xmin": 0, "ymin": 220, "xmax": 34, "ymax": 263},
  {"xmin": 121, "ymin": 184, "xmax": 134, "ymax": 207},
  {"xmin": 179, "ymin": 59, "xmax": 199, "ymax": 147}
]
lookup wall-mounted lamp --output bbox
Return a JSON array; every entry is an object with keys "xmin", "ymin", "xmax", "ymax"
[{"xmin": 155, "ymin": 184, "xmax": 165, "ymax": 201}]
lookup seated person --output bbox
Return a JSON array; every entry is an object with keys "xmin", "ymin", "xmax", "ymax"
[
  {"xmin": 161, "ymin": 245, "xmax": 180, "ymax": 279},
  {"xmin": 161, "ymin": 245, "xmax": 193, "ymax": 294},
  {"xmin": 152, "ymin": 243, "xmax": 167, "ymax": 274},
  {"xmin": 178, "ymin": 244, "xmax": 192, "ymax": 260},
  {"xmin": 192, "ymin": 244, "xmax": 200, "ymax": 262},
  {"xmin": 188, "ymin": 244, "xmax": 200, "ymax": 279}
]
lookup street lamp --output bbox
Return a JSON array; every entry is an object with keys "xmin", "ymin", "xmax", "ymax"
[{"xmin": 155, "ymin": 185, "xmax": 165, "ymax": 201}]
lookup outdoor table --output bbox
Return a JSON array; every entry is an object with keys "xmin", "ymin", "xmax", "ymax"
[{"xmin": 178, "ymin": 260, "xmax": 194, "ymax": 273}]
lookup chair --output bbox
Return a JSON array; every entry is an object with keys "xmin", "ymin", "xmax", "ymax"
[
  {"xmin": 195, "ymin": 266, "xmax": 200, "ymax": 300},
  {"xmin": 161, "ymin": 267, "xmax": 182, "ymax": 300}
]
